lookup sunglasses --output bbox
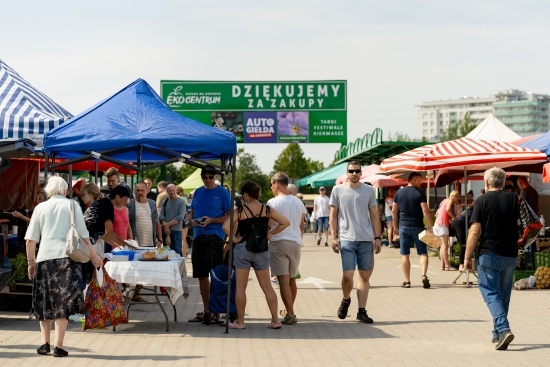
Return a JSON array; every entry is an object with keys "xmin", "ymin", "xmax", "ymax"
[
  {"xmin": 348, "ymin": 169, "xmax": 362, "ymax": 174},
  {"xmin": 202, "ymin": 175, "xmax": 215, "ymax": 180}
]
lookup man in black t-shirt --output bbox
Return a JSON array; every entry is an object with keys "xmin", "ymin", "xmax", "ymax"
[
  {"xmin": 465, "ymin": 167, "xmax": 519, "ymax": 351},
  {"xmin": 393, "ymin": 172, "xmax": 433, "ymax": 289}
]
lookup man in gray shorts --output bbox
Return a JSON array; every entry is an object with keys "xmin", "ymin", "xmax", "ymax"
[
  {"xmin": 329, "ymin": 161, "xmax": 382, "ymax": 323},
  {"xmin": 267, "ymin": 172, "xmax": 306, "ymax": 325}
]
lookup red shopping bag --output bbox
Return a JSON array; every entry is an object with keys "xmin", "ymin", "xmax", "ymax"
[{"xmin": 84, "ymin": 266, "xmax": 128, "ymax": 330}]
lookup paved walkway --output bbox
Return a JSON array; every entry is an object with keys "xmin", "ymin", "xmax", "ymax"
[{"xmin": 1, "ymin": 233, "xmax": 549, "ymax": 366}]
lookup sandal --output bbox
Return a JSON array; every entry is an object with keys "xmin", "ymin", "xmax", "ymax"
[
  {"xmin": 268, "ymin": 322, "xmax": 282, "ymax": 329},
  {"xmin": 446, "ymin": 266, "xmax": 458, "ymax": 271},
  {"xmin": 188, "ymin": 313, "xmax": 204, "ymax": 323},
  {"xmin": 228, "ymin": 321, "xmax": 246, "ymax": 329},
  {"xmin": 401, "ymin": 281, "xmax": 411, "ymax": 288}
]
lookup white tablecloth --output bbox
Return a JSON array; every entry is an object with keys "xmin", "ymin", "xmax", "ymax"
[{"xmin": 104, "ymin": 258, "xmax": 189, "ymax": 304}]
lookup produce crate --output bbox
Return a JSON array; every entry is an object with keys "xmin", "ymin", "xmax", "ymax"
[
  {"xmin": 534, "ymin": 252, "xmax": 550, "ymax": 268},
  {"xmin": 513, "ymin": 270, "xmax": 535, "ymax": 283}
]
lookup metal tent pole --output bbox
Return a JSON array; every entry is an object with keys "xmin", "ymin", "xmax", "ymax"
[{"xmin": 225, "ymin": 155, "xmax": 237, "ymax": 334}]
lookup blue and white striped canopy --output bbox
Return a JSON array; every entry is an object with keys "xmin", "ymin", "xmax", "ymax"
[{"xmin": 0, "ymin": 59, "xmax": 72, "ymax": 140}]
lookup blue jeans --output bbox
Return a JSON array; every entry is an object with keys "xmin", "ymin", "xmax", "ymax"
[
  {"xmin": 166, "ymin": 231, "xmax": 183, "ymax": 256},
  {"xmin": 340, "ymin": 241, "xmax": 374, "ymax": 271},
  {"xmin": 317, "ymin": 217, "xmax": 329, "ymax": 232},
  {"xmin": 477, "ymin": 253, "xmax": 517, "ymax": 337}
]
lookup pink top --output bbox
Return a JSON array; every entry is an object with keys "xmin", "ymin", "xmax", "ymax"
[
  {"xmin": 113, "ymin": 206, "xmax": 130, "ymax": 240},
  {"xmin": 435, "ymin": 198, "xmax": 451, "ymax": 228}
]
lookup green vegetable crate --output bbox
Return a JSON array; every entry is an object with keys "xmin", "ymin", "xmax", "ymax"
[
  {"xmin": 534, "ymin": 252, "xmax": 550, "ymax": 268},
  {"xmin": 513, "ymin": 270, "xmax": 535, "ymax": 283}
]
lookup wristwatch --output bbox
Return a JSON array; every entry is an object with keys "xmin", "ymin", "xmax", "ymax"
[{"xmin": 374, "ymin": 236, "xmax": 382, "ymax": 240}]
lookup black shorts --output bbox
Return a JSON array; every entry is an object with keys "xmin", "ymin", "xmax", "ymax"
[{"xmin": 191, "ymin": 234, "xmax": 225, "ymax": 278}]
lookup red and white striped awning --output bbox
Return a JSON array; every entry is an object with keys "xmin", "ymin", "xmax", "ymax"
[{"xmin": 380, "ymin": 138, "xmax": 548, "ymax": 173}]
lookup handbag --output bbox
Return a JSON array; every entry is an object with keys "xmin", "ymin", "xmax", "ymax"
[
  {"xmin": 418, "ymin": 229, "xmax": 441, "ymax": 249},
  {"xmin": 66, "ymin": 200, "xmax": 91, "ymax": 263},
  {"xmin": 84, "ymin": 266, "xmax": 128, "ymax": 330},
  {"xmin": 518, "ymin": 196, "xmax": 542, "ymax": 247}
]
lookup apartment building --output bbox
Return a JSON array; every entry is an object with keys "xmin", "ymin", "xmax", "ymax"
[
  {"xmin": 493, "ymin": 89, "xmax": 550, "ymax": 136},
  {"xmin": 417, "ymin": 89, "xmax": 550, "ymax": 140},
  {"xmin": 417, "ymin": 96, "xmax": 494, "ymax": 140}
]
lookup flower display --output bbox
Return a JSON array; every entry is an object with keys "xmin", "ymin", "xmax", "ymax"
[{"xmin": 277, "ymin": 112, "xmax": 309, "ymax": 141}]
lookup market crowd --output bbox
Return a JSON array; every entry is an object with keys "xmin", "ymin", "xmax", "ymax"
[{"xmin": 22, "ymin": 163, "xmax": 537, "ymax": 355}]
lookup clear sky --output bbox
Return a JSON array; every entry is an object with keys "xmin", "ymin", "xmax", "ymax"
[{"xmin": 3, "ymin": 0, "xmax": 550, "ymax": 173}]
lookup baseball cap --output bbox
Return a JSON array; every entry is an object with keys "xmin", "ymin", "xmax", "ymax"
[
  {"xmin": 319, "ymin": 186, "xmax": 326, "ymax": 190},
  {"xmin": 201, "ymin": 166, "xmax": 217, "ymax": 175}
]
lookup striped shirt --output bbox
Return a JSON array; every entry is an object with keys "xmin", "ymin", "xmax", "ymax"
[{"xmin": 134, "ymin": 201, "xmax": 154, "ymax": 247}]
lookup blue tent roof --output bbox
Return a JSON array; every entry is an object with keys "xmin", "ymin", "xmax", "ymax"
[
  {"xmin": 44, "ymin": 79, "xmax": 236, "ymax": 168},
  {"xmin": 515, "ymin": 131, "xmax": 550, "ymax": 156},
  {"xmin": 0, "ymin": 59, "xmax": 72, "ymax": 140}
]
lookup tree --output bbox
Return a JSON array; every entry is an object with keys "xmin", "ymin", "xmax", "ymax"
[
  {"xmin": 141, "ymin": 162, "xmax": 199, "ymax": 186},
  {"xmin": 387, "ymin": 132, "xmax": 412, "ymax": 141},
  {"xmin": 272, "ymin": 143, "xmax": 323, "ymax": 180},
  {"xmin": 234, "ymin": 148, "xmax": 271, "ymax": 202},
  {"xmin": 440, "ymin": 112, "xmax": 477, "ymax": 142}
]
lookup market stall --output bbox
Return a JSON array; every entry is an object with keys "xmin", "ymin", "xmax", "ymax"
[{"xmin": 43, "ymin": 78, "xmax": 238, "ymax": 328}]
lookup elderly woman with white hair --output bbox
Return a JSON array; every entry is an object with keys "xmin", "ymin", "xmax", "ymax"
[{"xmin": 25, "ymin": 176, "xmax": 103, "ymax": 357}]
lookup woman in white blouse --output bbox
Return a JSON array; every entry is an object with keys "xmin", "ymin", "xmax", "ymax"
[{"xmin": 25, "ymin": 176, "xmax": 103, "ymax": 358}]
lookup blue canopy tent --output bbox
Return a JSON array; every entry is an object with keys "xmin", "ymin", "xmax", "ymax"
[
  {"xmin": 43, "ymin": 78, "xmax": 236, "ymax": 172},
  {"xmin": 43, "ymin": 78, "xmax": 239, "ymax": 330},
  {"xmin": 297, "ymin": 162, "xmax": 348, "ymax": 189}
]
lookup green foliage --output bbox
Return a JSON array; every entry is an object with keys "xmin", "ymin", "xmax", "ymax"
[
  {"xmin": 440, "ymin": 112, "xmax": 477, "ymax": 142},
  {"xmin": 9, "ymin": 253, "xmax": 28, "ymax": 286},
  {"xmin": 271, "ymin": 143, "xmax": 324, "ymax": 180},
  {"xmin": 387, "ymin": 132, "xmax": 412, "ymax": 141},
  {"xmin": 142, "ymin": 166, "xmax": 160, "ymax": 184},
  {"xmin": 234, "ymin": 148, "xmax": 271, "ymax": 202}
]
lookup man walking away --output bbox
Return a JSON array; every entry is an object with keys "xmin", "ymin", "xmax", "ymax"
[
  {"xmin": 392, "ymin": 172, "xmax": 433, "ymax": 289},
  {"xmin": 329, "ymin": 161, "xmax": 382, "ymax": 323},
  {"xmin": 465, "ymin": 167, "xmax": 518, "ymax": 351}
]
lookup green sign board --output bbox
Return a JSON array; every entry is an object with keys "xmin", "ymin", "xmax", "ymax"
[{"xmin": 160, "ymin": 81, "xmax": 347, "ymax": 144}]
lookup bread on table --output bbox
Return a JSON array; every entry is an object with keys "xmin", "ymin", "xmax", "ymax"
[{"xmin": 143, "ymin": 251, "xmax": 156, "ymax": 260}]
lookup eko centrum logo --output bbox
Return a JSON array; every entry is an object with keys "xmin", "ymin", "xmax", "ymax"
[{"xmin": 166, "ymin": 86, "xmax": 221, "ymax": 108}]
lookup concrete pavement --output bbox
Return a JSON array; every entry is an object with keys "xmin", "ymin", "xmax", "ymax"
[{"xmin": 1, "ymin": 233, "xmax": 549, "ymax": 366}]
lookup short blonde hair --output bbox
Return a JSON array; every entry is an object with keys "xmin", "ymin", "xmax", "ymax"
[{"xmin": 44, "ymin": 176, "xmax": 68, "ymax": 197}]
